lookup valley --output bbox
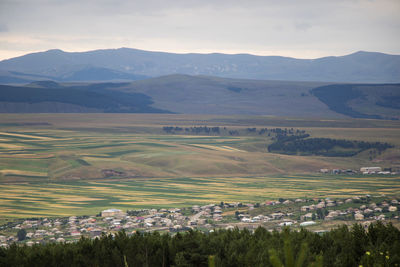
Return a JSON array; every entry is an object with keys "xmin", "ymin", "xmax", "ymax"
[{"xmin": 0, "ymin": 114, "xmax": 399, "ymax": 218}]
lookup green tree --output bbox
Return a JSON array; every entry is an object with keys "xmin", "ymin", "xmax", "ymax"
[
  {"xmin": 269, "ymin": 240, "xmax": 322, "ymax": 267},
  {"xmin": 17, "ymin": 229, "xmax": 26, "ymax": 241}
]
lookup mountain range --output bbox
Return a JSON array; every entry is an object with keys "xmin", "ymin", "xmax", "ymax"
[{"xmin": 0, "ymin": 48, "xmax": 399, "ymax": 83}]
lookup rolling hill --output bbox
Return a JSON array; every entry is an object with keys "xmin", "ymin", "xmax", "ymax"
[
  {"xmin": 0, "ymin": 75, "xmax": 399, "ymax": 119},
  {"xmin": 0, "ymin": 81, "xmax": 170, "ymax": 113},
  {"xmin": 312, "ymin": 83, "xmax": 400, "ymax": 119},
  {"xmin": 0, "ymin": 48, "xmax": 399, "ymax": 83}
]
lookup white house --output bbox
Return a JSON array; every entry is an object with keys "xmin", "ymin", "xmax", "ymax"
[
  {"xmin": 360, "ymin": 167, "xmax": 382, "ymax": 174},
  {"xmin": 101, "ymin": 209, "xmax": 125, "ymax": 217},
  {"xmin": 300, "ymin": 221, "xmax": 316, "ymax": 227}
]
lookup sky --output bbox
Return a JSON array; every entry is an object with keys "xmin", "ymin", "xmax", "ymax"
[{"xmin": 0, "ymin": 0, "xmax": 399, "ymax": 60}]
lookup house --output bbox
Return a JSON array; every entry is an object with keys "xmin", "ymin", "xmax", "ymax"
[
  {"xmin": 101, "ymin": 209, "xmax": 125, "ymax": 217},
  {"xmin": 197, "ymin": 219, "xmax": 206, "ymax": 225},
  {"xmin": 389, "ymin": 206, "xmax": 398, "ymax": 212},
  {"xmin": 374, "ymin": 207, "xmax": 383, "ymax": 213},
  {"xmin": 381, "ymin": 202, "xmax": 389, "ymax": 207},
  {"xmin": 363, "ymin": 209, "xmax": 373, "ymax": 214},
  {"xmin": 327, "ymin": 211, "xmax": 339, "ymax": 217},
  {"xmin": 376, "ymin": 214, "xmax": 385, "ymax": 220},
  {"xmin": 192, "ymin": 205, "xmax": 200, "ymax": 212},
  {"xmin": 241, "ymin": 217, "xmax": 251, "ymax": 223},
  {"xmin": 301, "ymin": 206, "xmax": 310, "ymax": 212},
  {"xmin": 360, "ymin": 167, "xmax": 382, "ymax": 174},
  {"xmin": 270, "ymin": 213, "xmax": 284, "ymax": 219},
  {"xmin": 301, "ymin": 213, "xmax": 313, "ymax": 221},
  {"xmin": 300, "ymin": 221, "xmax": 316, "ymax": 227},
  {"xmin": 369, "ymin": 203, "xmax": 377, "ymax": 209},
  {"xmin": 26, "ymin": 233, "xmax": 34, "ymax": 239},
  {"xmin": 279, "ymin": 221, "xmax": 293, "ymax": 226},
  {"xmin": 70, "ymin": 231, "xmax": 81, "ymax": 237},
  {"xmin": 354, "ymin": 213, "xmax": 364, "ymax": 220},
  {"xmin": 324, "ymin": 215, "xmax": 334, "ymax": 221},
  {"xmin": 213, "ymin": 214, "xmax": 222, "ymax": 221}
]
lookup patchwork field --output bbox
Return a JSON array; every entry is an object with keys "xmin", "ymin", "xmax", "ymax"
[
  {"xmin": 0, "ymin": 114, "xmax": 399, "ymax": 218},
  {"xmin": 0, "ymin": 175, "xmax": 399, "ymax": 218}
]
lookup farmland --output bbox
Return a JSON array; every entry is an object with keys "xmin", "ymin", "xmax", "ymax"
[
  {"xmin": 1, "ymin": 175, "xmax": 400, "ymax": 218},
  {"xmin": 0, "ymin": 114, "xmax": 400, "ymax": 218}
]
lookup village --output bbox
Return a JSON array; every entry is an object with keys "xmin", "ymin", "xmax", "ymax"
[
  {"xmin": 1, "ymin": 194, "xmax": 399, "ymax": 248},
  {"xmin": 320, "ymin": 166, "xmax": 398, "ymax": 175}
]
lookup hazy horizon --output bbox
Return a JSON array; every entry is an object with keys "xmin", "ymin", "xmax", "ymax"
[
  {"xmin": 2, "ymin": 47, "xmax": 400, "ymax": 62},
  {"xmin": 0, "ymin": 0, "xmax": 399, "ymax": 61}
]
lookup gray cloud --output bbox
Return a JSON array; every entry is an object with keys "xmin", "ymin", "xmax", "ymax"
[
  {"xmin": 0, "ymin": 0, "xmax": 399, "ymax": 60},
  {"xmin": 0, "ymin": 24, "xmax": 8, "ymax": 32}
]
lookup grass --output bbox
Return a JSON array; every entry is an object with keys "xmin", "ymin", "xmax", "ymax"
[
  {"xmin": 0, "ymin": 114, "xmax": 399, "ymax": 218},
  {"xmin": 0, "ymin": 174, "xmax": 399, "ymax": 218}
]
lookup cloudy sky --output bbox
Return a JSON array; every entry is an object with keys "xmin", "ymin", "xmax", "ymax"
[{"xmin": 0, "ymin": 0, "xmax": 399, "ymax": 60}]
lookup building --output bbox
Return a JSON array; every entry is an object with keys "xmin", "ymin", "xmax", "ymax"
[
  {"xmin": 360, "ymin": 167, "xmax": 382, "ymax": 174},
  {"xmin": 354, "ymin": 213, "xmax": 364, "ymax": 220},
  {"xmin": 300, "ymin": 221, "xmax": 316, "ymax": 227},
  {"xmin": 101, "ymin": 209, "xmax": 125, "ymax": 217},
  {"xmin": 389, "ymin": 206, "xmax": 398, "ymax": 212},
  {"xmin": 279, "ymin": 221, "xmax": 293, "ymax": 226}
]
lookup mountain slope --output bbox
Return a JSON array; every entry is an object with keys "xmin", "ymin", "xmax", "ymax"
[
  {"xmin": 114, "ymin": 75, "xmax": 336, "ymax": 117},
  {"xmin": 0, "ymin": 75, "xmax": 399, "ymax": 118},
  {"xmin": 0, "ymin": 48, "xmax": 399, "ymax": 83},
  {"xmin": 0, "ymin": 82, "xmax": 170, "ymax": 113},
  {"xmin": 311, "ymin": 83, "xmax": 400, "ymax": 120}
]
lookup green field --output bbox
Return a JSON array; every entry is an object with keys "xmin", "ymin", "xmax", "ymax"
[
  {"xmin": 1, "ymin": 175, "xmax": 399, "ymax": 218},
  {"xmin": 0, "ymin": 114, "xmax": 399, "ymax": 218}
]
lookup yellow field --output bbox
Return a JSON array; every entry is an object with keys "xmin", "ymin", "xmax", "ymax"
[
  {"xmin": 0, "ymin": 114, "xmax": 399, "ymax": 218},
  {"xmin": 0, "ymin": 174, "xmax": 399, "ymax": 218},
  {"xmin": 0, "ymin": 169, "xmax": 47, "ymax": 177}
]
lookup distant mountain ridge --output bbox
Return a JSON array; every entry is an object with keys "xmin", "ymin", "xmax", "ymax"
[{"xmin": 0, "ymin": 48, "xmax": 399, "ymax": 83}]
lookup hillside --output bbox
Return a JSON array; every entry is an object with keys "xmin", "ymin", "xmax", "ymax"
[
  {"xmin": 312, "ymin": 83, "xmax": 400, "ymax": 120},
  {"xmin": 0, "ymin": 48, "xmax": 399, "ymax": 83},
  {"xmin": 0, "ymin": 75, "xmax": 399, "ymax": 119},
  {"xmin": 0, "ymin": 82, "xmax": 169, "ymax": 113},
  {"xmin": 111, "ymin": 75, "xmax": 400, "ymax": 119},
  {"xmin": 116, "ymin": 75, "xmax": 337, "ymax": 117}
]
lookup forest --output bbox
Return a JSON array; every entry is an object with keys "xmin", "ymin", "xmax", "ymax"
[
  {"xmin": 268, "ymin": 134, "xmax": 393, "ymax": 157},
  {"xmin": 162, "ymin": 126, "xmax": 306, "ymax": 137},
  {"xmin": 1, "ymin": 222, "xmax": 399, "ymax": 267},
  {"xmin": 0, "ymin": 83, "xmax": 169, "ymax": 113}
]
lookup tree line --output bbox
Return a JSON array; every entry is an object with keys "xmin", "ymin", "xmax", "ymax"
[
  {"xmin": 268, "ymin": 134, "xmax": 393, "ymax": 157},
  {"xmin": 1, "ymin": 222, "xmax": 399, "ymax": 266},
  {"xmin": 162, "ymin": 126, "xmax": 306, "ymax": 137}
]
